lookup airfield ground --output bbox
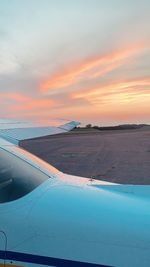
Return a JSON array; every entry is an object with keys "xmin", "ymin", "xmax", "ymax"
[{"xmin": 22, "ymin": 126, "xmax": 150, "ymax": 184}]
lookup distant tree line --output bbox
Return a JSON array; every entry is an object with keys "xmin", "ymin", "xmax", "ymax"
[{"xmin": 81, "ymin": 124, "xmax": 148, "ymax": 131}]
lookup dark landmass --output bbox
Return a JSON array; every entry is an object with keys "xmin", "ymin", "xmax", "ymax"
[
  {"xmin": 21, "ymin": 125, "xmax": 150, "ymax": 185},
  {"xmin": 80, "ymin": 123, "xmax": 150, "ymax": 131}
]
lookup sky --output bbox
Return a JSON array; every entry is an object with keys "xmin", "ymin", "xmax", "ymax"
[{"xmin": 0, "ymin": 0, "xmax": 150, "ymax": 126}]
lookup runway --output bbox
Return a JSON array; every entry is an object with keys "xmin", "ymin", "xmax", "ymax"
[{"xmin": 21, "ymin": 127, "xmax": 150, "ymax": 184}]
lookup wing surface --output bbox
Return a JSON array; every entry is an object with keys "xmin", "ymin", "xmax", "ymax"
[{"xmin": 0, "ymin": 119, "xmax": 80, "ymax": 145}]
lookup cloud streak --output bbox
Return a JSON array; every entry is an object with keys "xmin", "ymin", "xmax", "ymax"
[
  {"xmin": 72, "ymin": 77, "xmax": 150, "ymax": 105},
  {"xmin": 0, "ymin": 92, "xmax": 55, "ymax": 119},
  {"xmin": 40, "ymin": 43, "xmax": 146, "ymax": 93}
]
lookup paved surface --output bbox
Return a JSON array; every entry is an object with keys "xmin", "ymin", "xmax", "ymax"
[{"xmin": 21, "ymin": 128, "xmax": 150, "ymax": 184}]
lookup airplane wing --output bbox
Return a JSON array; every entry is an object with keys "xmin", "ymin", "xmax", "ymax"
[{"xmin": 0, "ymin": 119, "xmax": 80, "ymax": 145}]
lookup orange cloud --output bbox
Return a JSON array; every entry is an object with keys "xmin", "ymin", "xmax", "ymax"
[
  {"xmin": 72, "ymin": 77, "xmax": 150, "ymax": 105},
  {"xmin": 0, "ymin": 92, "xmax": 29, "ymax": 102},
  {"xmin": 40, "ymin": 43, "xmax": 146, "ymax": 92},
  {"xmin": 0, "ymin": 92, "xmax": 55, "ymax": 119},
  {"xmin": 14, "ymin": 97, "xmax": 54, "ymax": 111}
]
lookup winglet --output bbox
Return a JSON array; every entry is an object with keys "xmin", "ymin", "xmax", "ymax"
[{"xmin": 59, "ymin": 121, "xmax": 80, "ymax": 131}]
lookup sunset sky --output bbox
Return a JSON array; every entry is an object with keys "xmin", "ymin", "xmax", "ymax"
[{"xmin": 0, "ymin": 0, "xmax": 150, "ymax": 125}]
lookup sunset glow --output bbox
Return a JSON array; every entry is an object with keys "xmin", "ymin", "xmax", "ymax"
[
  {"xmin": 40, "ymin": 44, "xmax": 145, "ymax": 92},
  {"xmin": 0, "ymin": 1, "xmax": 149, "ymax": 125}
]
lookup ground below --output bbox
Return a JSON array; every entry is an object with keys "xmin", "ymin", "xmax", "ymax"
[{"xmin": 21, "ymin": 127, "xmax": 150, "ymax": 184}]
